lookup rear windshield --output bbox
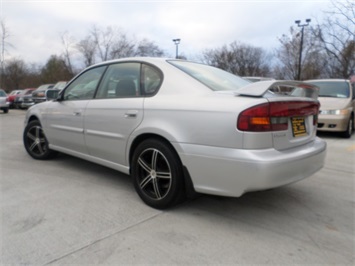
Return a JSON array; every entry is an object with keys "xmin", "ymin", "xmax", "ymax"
[
  {"xmin": 307, "ymin": 81, "xmax": 350, "ymax": 98},
  {"xmin": 168, "ymin": 60, "xmax": 250, "ymax": 91}
]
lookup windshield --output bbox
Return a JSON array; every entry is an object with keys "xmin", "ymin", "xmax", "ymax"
[
  {"xmin": 307, "ymin": 81, "xmax": 350, "ymax": 98},
  {"xmin": 169, "ymin": 60, "xmax": 250, "ymax": 91},
  {"xmin": 0, "ymin": 90, "xmax": 6, "ymax": 97}
]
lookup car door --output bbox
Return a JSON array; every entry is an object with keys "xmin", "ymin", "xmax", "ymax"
[
  {"xmin": 84, "ymin": 62, "xmax": 145, "ymax": 167},
  {"xmin": 44, "ymin": 66, "xmax": 107, "ymax": 155}
]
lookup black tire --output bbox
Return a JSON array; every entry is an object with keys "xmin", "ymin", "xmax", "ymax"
[
  {"xmin": 23, "ymin": 120, "xmax": 57, "ymax": 160},
  {"xmin": 3, "ymin": 108, "xmax": 8, "ymax": 113},
  {"xmin": 131, "ymin": 138, "xmax": 185, "ymax": 209},
  {"xmin": 341, "ymin": 116, "xmax": 353, "ymax": 138}
]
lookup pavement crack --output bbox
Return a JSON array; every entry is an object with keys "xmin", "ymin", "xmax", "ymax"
[{"xmin": 43, "ymin": 212, "xmax": 162, "ymax": 265}]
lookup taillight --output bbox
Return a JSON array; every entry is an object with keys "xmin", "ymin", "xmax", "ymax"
[{"xmin": 237, "ymin": 101, "xmax": 319, "ymax": 132}]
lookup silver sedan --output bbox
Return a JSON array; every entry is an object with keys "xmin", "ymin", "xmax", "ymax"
[{"xmin": 23, "ymin": 58, "xmax": 327, "ymax": 209}]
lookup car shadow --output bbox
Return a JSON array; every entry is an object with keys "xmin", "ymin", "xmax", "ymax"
[{"xmin": 53, "ymin": 153, "xmax": 133, "ymax": 190}]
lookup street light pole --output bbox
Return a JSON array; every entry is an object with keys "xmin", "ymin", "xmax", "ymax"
[
  {"xmin": 295, "ymin": 19, "xmax": 311, "ymax": 80},
  {"xmin": 172, "ymin": 38, "xmax": 181, "ymax": 59}
]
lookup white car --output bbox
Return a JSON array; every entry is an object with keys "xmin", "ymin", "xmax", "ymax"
[
  {"xmin": 0, "ymin": 89, "xmax": 9, "ymax": 113},
  {"xmin": 305, "ymin": 79, "xmax": 355, "ymax": 138},
  {"xmin": 23, "ymin": 58, "xmax": 326, "ymax": 209}
]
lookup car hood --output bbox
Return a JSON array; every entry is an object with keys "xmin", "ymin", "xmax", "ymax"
[{"xmin": 318, "ymin": 97, "xmax": 351, "ymax": 110}]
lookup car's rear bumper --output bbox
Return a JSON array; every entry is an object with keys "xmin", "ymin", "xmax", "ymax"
[
  {"xmin": 317, "ymin": 114, "xmax": 350, "ymax": 132},
  {"xmin": 178, "ymin": 137, "xmax": 326, "ymax": 197}
]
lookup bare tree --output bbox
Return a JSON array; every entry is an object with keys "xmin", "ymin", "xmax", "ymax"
[
  {"xmin": 313, "ymin": 0, "xmax": 355, "ymax": 78},
  {"xmin": 109, "ymin": 32, "xmax": 135, "ymax": 59},
  {"xmin": 274, "ymin": 26, "xmax": 324, "ymax": 80},
  {"xmin": 135, "ymin": 39, "xmax": 165, "ymax": 57},
  {"xmin": 90, "ymin": 25, "xmax": 116, "ymax": 61},
  {"xmin": 0, "ymin": 20, "xmax": 13, "ymax": 89},
  {"xmin": 76, "ymin": 35, "xmax": 97, "ymax": 67},
  {"xmin": 202, "ymin": 41, "xmax": 271, "ymax": 77},
  {"xmin": 60, "ymin": 31, "xmax": 76, "ymax": 75}
]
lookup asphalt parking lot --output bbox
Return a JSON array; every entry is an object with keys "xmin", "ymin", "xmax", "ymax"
[{"xmin": 1, "ymin": 109, "xmax": 354, "ymax": 265}]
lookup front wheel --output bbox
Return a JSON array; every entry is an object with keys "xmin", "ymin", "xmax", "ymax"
[
  {"xmin": 341, "ymin": 116, "xmax": 353, "ymax": 138},
  {"xmin": 23, "ymin": 120, "xmax": 57, "ymax": 160},
  {"xmin": 131, "ymin": 139, "xmax": 185, "ymax": 209}
]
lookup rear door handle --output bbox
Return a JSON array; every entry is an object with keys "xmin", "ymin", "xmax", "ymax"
[{"xmin": 125, "ymin": 110, "xmax": 138, "ymax": 118}]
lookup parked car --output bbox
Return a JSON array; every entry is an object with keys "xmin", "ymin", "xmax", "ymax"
[
  {"xmin": 8, "ymin": 90, "xmax": 23, "ymax": 108},
  {"xmin": 23, "ymin": 58, "xmax": 326, "ymax": 209},
  {"xmin": 0, "ymin": 89, "xmax": 9, "ymax": 113},
  {"xmin": 305, "ymin": 79, "xmax": 355, "ymax": 138},
  {"xmin": 52, "ymin": 81, "xmax": 67, "ymax": 91},
  {"xmin": 32, "ymin": 84, "xmax": 55, "ymax": 104},
  {"xmin": 14, "ymin": 88, "xmax": 36, "ymax": 109}
]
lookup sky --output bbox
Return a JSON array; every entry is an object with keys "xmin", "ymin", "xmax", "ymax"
[{"xmin": 1, "ymin": 0, "xmax": 333, "ymax": 69}]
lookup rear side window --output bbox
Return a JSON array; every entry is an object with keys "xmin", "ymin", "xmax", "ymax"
[{"xmin": 142, "ymin": 64, "xmax": 163, "ymax": 95}]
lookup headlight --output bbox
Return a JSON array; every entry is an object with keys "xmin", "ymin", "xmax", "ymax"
[
  {"xmin": 18, "ymin": 97, "xmax": 23, "ymax": 101},
  {"xmin": 320, "ymin": 109, "xmax": 350, "ymax": 115}
]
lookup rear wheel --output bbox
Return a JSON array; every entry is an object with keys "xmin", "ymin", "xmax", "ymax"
[
  {"xmin": 131, "ymin": 139, "xmax": 185, "ymax": 209},
  {"xmin": 341, "ymin": 116, "xmax": 353, "ymax": 138},
  {"xmin": 3, "ymin": 108, "xmax": 8, "ymax": 113},
  {"xmin": 23, "ymin": 120, "xmax": 57, "ymax": 160}
]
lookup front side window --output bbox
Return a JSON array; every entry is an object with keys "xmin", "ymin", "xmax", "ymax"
[
  {"xmin": 96, "ymin": 63, "xmax": 140, "ymax": 99},
  {"xmin": 63, "ymin": 66, "xmax": 106, "ymax": 101}
]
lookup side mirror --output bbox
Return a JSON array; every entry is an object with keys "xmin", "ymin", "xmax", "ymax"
[{"xmin": 46, "ymin": 89, "xmax": 59, "ymax": 101}]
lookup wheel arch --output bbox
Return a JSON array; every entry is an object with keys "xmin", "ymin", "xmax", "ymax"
[
  {"xmin": 128, "ymin": 133, "xmax": 178, "ymax": 170},
  {"xmin": 28, "ymin": 114, "xmax": 40, "ymax": 123}
]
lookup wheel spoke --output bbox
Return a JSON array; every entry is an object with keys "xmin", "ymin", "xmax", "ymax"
[
  {"xmin": 35, "ymin": 126, "xmax": 41, "ymax": 138},
  {"xmin": 37, "ymin": 141, "xmax": 44, "ymax": 154},
  {"xmin": 138, "ymin": 157, "xmax": 152, "ymax": 173},
  {"xmin": 151, "ymin": 149, "xmax": 159, "ymax": 170},
  {"xmin": 156, "ymin": 171, "xmax": 171, "ymax": 179},
  {"xmin": 29, "ymin": 141, "xmax": 38, "ymax": 151},
  {"xmin": 27, "ymin": 132, "xmax": 36, "ymax": 141},
  {"xmin": 140, "ymin": 174, "xmax": 153, "ymax": 189},
  {"xmin": 152, "ymin": 178, "xmax": 162, "ymax": 199}
]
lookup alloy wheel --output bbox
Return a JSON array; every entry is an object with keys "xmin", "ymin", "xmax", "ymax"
[
  {"xmin": 136, "ymin": 148, "xmax": 172, "ymax": 200},
  {"xmin": 25, "ymin": 125, "xmax": 48, "ymax": 157}
]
